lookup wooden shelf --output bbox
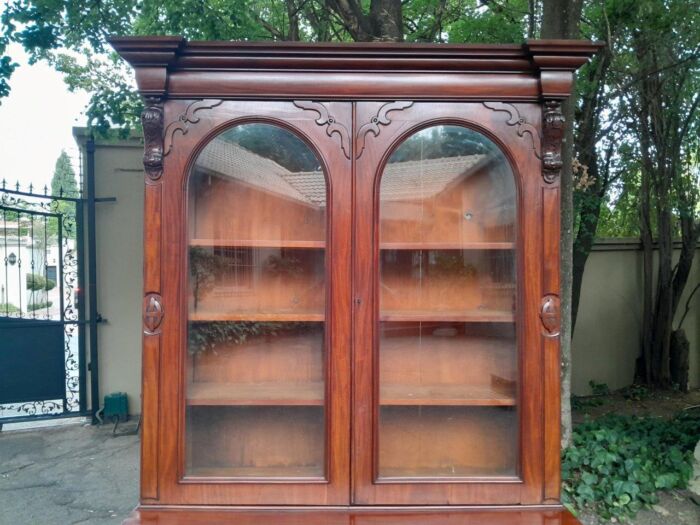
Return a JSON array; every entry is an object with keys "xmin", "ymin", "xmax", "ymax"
[
  {"xmin": 377, "ymin": 465, "xmax": 517, "ymax": 479},
  {"xmin": 185, "ymin": 465, "xmax": 323, "ymax": 479},
  {"xmin": 189, "ymin": 312, "xmax": 325, "ymax": 322},
  {"xmin": 380, "ymin": 310, "xmax": 514, "ymax": 323},
  {"xmin": 187, "ymin": 382, "xmax": 515, "ymax": 407},
  {"xmin": 380, "ymin": 384, "xmax": 515, "ymax": 407},
  {"xmin": 380, "ymin": 241, "xmax": 514, "ymax": 250},
  {"xmin": 187, "ymin": 382, "xmax": 324, "ymax": 406},
  {"xmin": 190, "ymin": 238, "xmax": 325, "ymax": 249}
]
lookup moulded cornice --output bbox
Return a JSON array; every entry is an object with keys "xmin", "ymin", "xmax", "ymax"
[{"xmin": 109, "ymin": 37, "xmax": 603, "ymax": 101}]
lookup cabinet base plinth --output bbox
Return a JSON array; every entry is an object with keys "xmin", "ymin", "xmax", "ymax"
[{"xmin": 124, "ymin": 506, "xmax": 581, "ymax": 524}]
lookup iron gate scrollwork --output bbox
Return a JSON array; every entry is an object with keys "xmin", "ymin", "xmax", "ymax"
[{"xmin": 0, "ymin": 146, "xmax": 112, "ymax": 423}]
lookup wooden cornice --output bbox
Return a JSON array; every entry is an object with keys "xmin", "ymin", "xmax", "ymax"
[{"xmin": 109, "ymin": 37, "xmax": 603, "ymax": 101}]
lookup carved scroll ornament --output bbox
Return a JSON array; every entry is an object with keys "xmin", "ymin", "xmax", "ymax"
[
  {"xmin": 143, "ymin": 293, "xmax": 164, "ymax": 334},
  {"xmin": 355, "ymin": 101, "xmax": 414, "ymax": 158},
  {"xmin": 482, "ymin": 102, "xmax": 541, "ymax": 160},
  {"xmin": 540, "ymin": 294, "xmax": 561, "ymax": 337},
  {"xmin": 141, "ymin": 97, "xmax": 164, "ymax": 181},
  {"xmin": 163, "ymin": 99, "xmax": 223, "ymax": 156},
  {"xmin": 293, "ymin": 101, "xmax": 351, "ymax": 159},
  {"xmin": 542, "ymin": 100, "xmax": 565, "ymax": 183}
]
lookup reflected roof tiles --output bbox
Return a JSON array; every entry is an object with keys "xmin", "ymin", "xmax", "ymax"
[{"xmin": 195, "ymin": 137, "xmax": 488, "ymax": 207}]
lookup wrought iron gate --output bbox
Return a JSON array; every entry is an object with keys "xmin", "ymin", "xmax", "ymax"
[{"xmin": 0, "ymin": 140, "xmax": 111, "ymax": 423}]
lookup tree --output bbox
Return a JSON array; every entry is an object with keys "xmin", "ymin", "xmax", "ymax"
[
  {"xmin": 541, "ymin": 0, "xmax": 583, "ymax": 448},
  {"xmin": 51, "ymin": 150, "xmax": 78, "ymax": 198},
  {"xmin": 49, "ymin": 149, "xmax": 78, "ymax": 237},
  {"xmin": 570, "ymin": 0, "xmax": 629, "ymax": 332},
  {"xmin": 1, "ymin": 1, "xmax": 532, "ymax": 131},
  {"xmin": 628, "ymin": 0, "xmax": 700, "ymax": 387}
]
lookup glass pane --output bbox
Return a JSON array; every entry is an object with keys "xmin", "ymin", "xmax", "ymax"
[
  {"xmin": 186, "ymin": 123, "xmax": 327, "ymax": 478},
  {"xmin": 378, "ymin": 125, "xmax": 517, "ymax": 479}
]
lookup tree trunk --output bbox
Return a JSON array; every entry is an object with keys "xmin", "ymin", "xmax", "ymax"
[
  {"xmin": 651, "ymin": 199, "xmax": 673, "ymax": 385},
  {"xmin": 571, "ymin": 194, "xmax": 599, "ymax": 332},
  {"xmin": 632, "ymin": 24, "xmax": 699, "ymax": 387},
  {"xmin": 369, "ymin": 0, "xmax": 403, "ymax": 41},
  {"xmin": 638, "ymin": 159, "xmax": 654, "ymax": 384},
  {"xmin": 670, "ymin": 329, "xmax": 690, "ymax": 392},
  {"xmin": 570, "ymin": 47, "xmax": 613, "ymax": 333},
  {"xmin": 324, "ymin": 0, "xmax": 403, "ymax": 42},
  {"xmin": 541, "ymin": 0, "xmax": 583, "ymax": 449},
  {"xmin": 286, "ymin": 0, "xmax": 301, "ymax": 41}
]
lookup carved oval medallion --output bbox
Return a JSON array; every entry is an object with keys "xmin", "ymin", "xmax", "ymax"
[
  {"xmin": 143, "ymin": 293, "xmax": 164, "ymax": 334},
  {"xmin": 540, "ymin": 294, "xmax": 561, "ymax": 337}
]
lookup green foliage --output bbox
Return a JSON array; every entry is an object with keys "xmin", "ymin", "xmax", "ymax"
[
  {"xmin": 432, "ymin": 252, "xmax": 478, "ymax": 279},
  {"xmin": 264, "ymin": 254, "xmax": 304, "ymax": 277},
  {"xmin": 27, "ymin": 300, "xmax": 53, "ymax": 311},
  {"xmin": 589, "ymin": 380, "xmax": 610, "ymax": 396},
  {"xmin": 389, "ymin": 125, "xmax": 496, "ymax": 163},
  {"xmin": 45, "ymin": 150, "xmax": 79, "ymax": 238},
  {"xmin": 26, "ymin": 273, "xmax": 56, "ymax": 291},
  {"xmin": 446, "ymin": 0, "xmax": 528, "ymax": 44},
  {"xmin": 51, "ymin": 150, "xmax": 78, "ymax": 197},
  {"xmin": 0, "ymin": 1, "xmax": 538, "ymax": 132},
  {"xmin": 571, "ymin": 395, "xmax": 604, "ymax": 410},
  {"xmin": 0, "ymin": 34, "xmax": 18, "ymax": 98},
  {"xmin": 620, "ymin": 384, "xmax": 651, "ymax": 401},
  {"xmin": 188, "ymin": 321, "xmax": 309, "ymax": 354},
  {"xmin": 189, "ymin": 247, "xmax": 228, "ymax": 307},
  {"xmin": 571, "ymin": 381, "xmax": 609, "ymax": 410},
  {"xmin": 562, "ymin": 412, "xmax": 700, "ymax": 520},
  {"xmin": 221, "ymin": 123, "xmax": 321, "ymax": 172},
  {"xmin": 0, "ymin": 303, "xmax": 20, "ymax": 314}
]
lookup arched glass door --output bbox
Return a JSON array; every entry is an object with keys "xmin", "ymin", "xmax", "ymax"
[
  {"xmin": 186, "ymin": 123, "xmax": 328, "ymax": 479},
  {"xmin": 377, "ymin": 125, "xmax": 518, "ymax": 480},
  {"xmin": 352, "ymin": 102, "xmax": 538, "ymax": 505}
]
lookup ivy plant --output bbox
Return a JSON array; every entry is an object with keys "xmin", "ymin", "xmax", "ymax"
[{"xmin": 562, "ymin": 411, "xmax": 700, "ymax": 521}]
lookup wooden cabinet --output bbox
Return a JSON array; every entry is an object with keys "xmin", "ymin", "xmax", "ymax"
[{"xmin": 112, "ymin": 38, "xmax": 601, "ymax": 523}]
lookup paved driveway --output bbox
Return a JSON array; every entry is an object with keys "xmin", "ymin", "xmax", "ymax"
[{"xmin": 0, "ymin": 422, "xmax": 138, "ymax": 524}]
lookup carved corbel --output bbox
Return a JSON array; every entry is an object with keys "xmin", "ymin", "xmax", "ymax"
[
  {"xmin": 542, "ymin": 100, "xmax": 565, "ymax": 184},
  {"xmin": 141, "ymin": 97, "xmax": 164, "ymax": 181}
]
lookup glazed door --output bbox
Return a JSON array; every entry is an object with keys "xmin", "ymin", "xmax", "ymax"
[
  {"xmin": 352, "ymin": 101, "xmax": 547, "ymax": 505},
  {"xmin": 152, "ymin": 101, "xmax": 352, "ymax": 505}
]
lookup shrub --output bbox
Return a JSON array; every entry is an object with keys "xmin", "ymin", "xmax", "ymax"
[
  {"xmin": 27, "ymin": 300, "xmax": 53, "ymax": 311},
  {"xmin": 562, "ymin": 411, "xmax": 700, "ymax": 521},
  {"xmin": 26, "ymin": 273, "xmax": 56, "ymax": 291},
  {"xmin": 0, "ymin": 303, "xmax": 20, "ymax": 314}
]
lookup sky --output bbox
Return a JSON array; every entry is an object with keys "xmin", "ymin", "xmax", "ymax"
[{"xmin": 0, "ymin": 44, "xmax": 90, "ymax": 192}]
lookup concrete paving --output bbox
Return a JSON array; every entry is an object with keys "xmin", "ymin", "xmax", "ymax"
[
  {"xmin": 0, "ymin": 421, "xmax": 138, "ymax": 524},
  {"xmin": 0, "ymin": 421, "xmax": 698, "ymax": 525}
]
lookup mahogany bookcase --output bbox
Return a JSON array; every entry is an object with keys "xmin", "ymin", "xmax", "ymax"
[{"xmin": 111, "ymin": 37, "xmax": 601, "ymax": 524}]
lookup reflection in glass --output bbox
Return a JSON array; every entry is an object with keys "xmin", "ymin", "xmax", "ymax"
[
  {"xmin": 378, "ymin": 125, "xmax": 518, "ymax": 478},
  {"xmin": 185, "ymin": 124, "xmax": 327, "ymax": 478}
]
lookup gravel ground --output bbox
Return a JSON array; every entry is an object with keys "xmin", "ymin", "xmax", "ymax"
[{"xmin": 0, "ymin": 418, "xmax": 697, "ymax": 524}]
